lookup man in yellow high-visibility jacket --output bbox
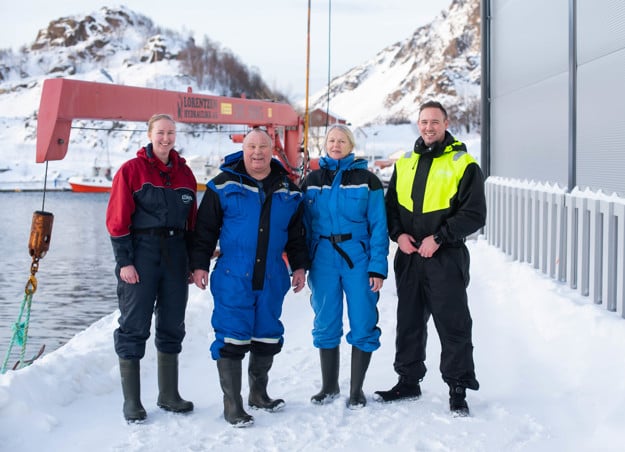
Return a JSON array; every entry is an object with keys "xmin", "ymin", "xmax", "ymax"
[{"xmin": 374, "ymin": 101, "xmax": 486, "ymax": 417}]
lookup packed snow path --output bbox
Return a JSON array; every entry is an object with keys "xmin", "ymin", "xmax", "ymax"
[{"xmin": 1, "ymin": 238, "xmax": 622, "ymax": 451}]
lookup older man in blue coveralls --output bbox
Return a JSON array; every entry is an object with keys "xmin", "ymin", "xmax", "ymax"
[{"xmin": 190, "ymin": 128, "xmax": 309, "ymax": 427}]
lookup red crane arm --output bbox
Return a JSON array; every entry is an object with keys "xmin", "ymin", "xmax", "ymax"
[{"xmin": 36, "ymin": 78, "xmax": 304, "ymax": 176}]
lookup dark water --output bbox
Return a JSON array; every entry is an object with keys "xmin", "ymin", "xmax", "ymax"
[{"xmin": 0, "ymin": 191, "xmax": 118, "ymax": 365}]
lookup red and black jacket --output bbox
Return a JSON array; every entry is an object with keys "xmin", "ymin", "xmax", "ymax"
[{"xmin": 106, "ymin": 144, "xmax": 197, "ymax": 267}]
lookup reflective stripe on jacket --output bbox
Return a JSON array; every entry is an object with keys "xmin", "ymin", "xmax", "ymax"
[
  {"xmin": 386, "ymin": 133, "xmax": 486, "ymax": 245},
  {"xmin": 395, "ymin": 141, "xmax": 475, "ymax": 214},
  {"xmin": 190, "ymin": 151, "xmax": 309, "ymax": 291},
  {"xmin": 302, "ymin": 153, "xmax": 388, "ymax": 278}
]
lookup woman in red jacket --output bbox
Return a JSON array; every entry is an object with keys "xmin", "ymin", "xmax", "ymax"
[{"xmin": 106, "ymin": 113, "xmax": 197, "ymax": 423}]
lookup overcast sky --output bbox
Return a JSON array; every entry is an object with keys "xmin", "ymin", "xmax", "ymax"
[{"xmin": 0, "ymin": 1, "xmax": 451, "ymax": 98}]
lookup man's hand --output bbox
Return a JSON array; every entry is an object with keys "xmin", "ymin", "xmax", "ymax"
[
  {"xmin": 397, "ymin": 233, "xmax": 419, "ymax": 254},
  {"xmin": 417, "ymin": 235, "xmax": 440, "ymax": 258},
  {"xmin": 291, "ymin": 268, "xmax": 306, "ymax": 293},
  {"xmin": 192, "ymin": 269, "xmax": 209, "ymax": 290}
]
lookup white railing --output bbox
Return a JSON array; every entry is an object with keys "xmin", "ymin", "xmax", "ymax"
[{"xmin": 485, "ymin": 177, "xmax": 625, "ymax": 317}]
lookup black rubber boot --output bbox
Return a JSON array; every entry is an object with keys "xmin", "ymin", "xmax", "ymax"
[
  {"xmin": 311, "ymin": 346, "xmax": 340, "ymax": 405},
  {"xmin": 373, "ymin": 376, "xmax": 422, "ymax": 402},
  {"xmin": 347, "ymin": 346, "xmax": 372, "ymax": 409},
  {"xmin": 248, "ymin": 353, "xmax": 285, "ymax": 412},
  {"xmin": 449, "ymin": 385, "xmax": 470, "ymax": 417},
  {"xmin": 119, "ymin": 358, "xmax": 147, "ymax": 423},
  {"xmin": 217, "ymin": 358, "xmax": 254, "ymax": 427},
  {"xmin": 156, "ymin": 352, "xmax": 194, "ymax": 413}
]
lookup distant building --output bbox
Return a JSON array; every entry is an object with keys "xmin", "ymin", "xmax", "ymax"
[
  {"xmin": 307, "ymin": 109, "xmax": 348, "ymax": 157},
  {"xmin": 308, "ymin": 108, "xmax": 347, "ymax": 127}
]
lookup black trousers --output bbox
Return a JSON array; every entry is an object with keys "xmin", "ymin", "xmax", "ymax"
[
  {"xmin": 393, "ymin": 244, "xmax": 479, "ymax": 390},
  {"xmin": 114, "ymin": 234, "xmax": 189, "ymax": 360}
]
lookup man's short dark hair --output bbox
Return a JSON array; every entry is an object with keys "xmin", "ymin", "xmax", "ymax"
[{"xmin": 419, "ymin": 101, "xmax": 448, "ymax": 120}]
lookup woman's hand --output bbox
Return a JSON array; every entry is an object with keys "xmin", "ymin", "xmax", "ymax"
[
  {"xmin": 120, "ymin": 265, "xmax": 139, "ymax": 284},
  {"xmin": 369, "ymin": 276, "xmax": 383, "ymax": 292}
]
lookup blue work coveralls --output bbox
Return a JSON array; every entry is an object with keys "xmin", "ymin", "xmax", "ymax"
[
  {"xmin": 190, "ymin": 152, "xmax": 309, "ymax": 360},
  {"xmin": 302, "ymin": 154, "xmax": 389, "ymax": 352}
]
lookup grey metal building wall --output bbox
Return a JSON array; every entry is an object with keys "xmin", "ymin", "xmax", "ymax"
[
  {"xmin": 486, "ymin": 0, "xmax": 625, "ymax": 196},
  {"xmin": 489, "ymin": 0, "xmax": 569, "ymax": 186},
  {"xmin": 576, "ymin": 0, "xmax": 625, "ymax": 196},
  {"xmin": 483, "ymin": 0, "xmax": 625, "ymax": 313}
]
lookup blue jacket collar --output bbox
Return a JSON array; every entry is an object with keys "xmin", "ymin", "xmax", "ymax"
[
  {"xmin": 221, "ymin": 150, "xmax": 289, "ymax": 179},
  {"xmin": 319, "ymin": 153, "xmax": 367, "ymax": 171}
]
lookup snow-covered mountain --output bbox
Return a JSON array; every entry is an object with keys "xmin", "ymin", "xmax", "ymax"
[
  {"xmin": 0, "ymin": 6, "xmax": 287, "ymax": 189},
  {"xmin": 0, "ymin": 6, "xmax": 281, "ymax": 100},
  {"xmin": 0, "ymin": 1, "xmax": 480, "ymax": 189},
  {"xmin": 309, "ymin": 0, "xmax": 480, "ymax": 129}
]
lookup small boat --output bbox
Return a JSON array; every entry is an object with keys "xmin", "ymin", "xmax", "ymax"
[
  {"xmin": 68, "ymin": 165, "xmax": 113, "ymax": 193},
  {"xmin": 68, "ymin": 156, "xmax": 220, "ymax": 193},
  {"xmin": 68, "ymin": 175, "xmax": 214, "ymax": 193},
  {"xmin": 68, "ymin": 175, "xmax": 112, "ymax": 193}
]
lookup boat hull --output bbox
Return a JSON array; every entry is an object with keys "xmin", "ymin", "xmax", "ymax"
[
  {"xmin": 69, "ymin": 176, "xmax": 209, "ymax": 193},
  {"xmin": 68, "ymin": 177, "xmax": 112, "ymax": 193}
]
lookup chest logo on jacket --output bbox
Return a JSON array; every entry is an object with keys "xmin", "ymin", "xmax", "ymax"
[{"xmin": 181, "ymin": 193, "xmax": 194, "ymax": 204}]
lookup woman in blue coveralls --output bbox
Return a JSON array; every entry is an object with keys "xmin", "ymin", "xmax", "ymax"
[{"xmin": 302, "ymin": 124, "xmax": 389, "ymax": 409}]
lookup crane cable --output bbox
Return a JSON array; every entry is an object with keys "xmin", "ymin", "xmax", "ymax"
[
  {"xmin": 303, "ymin": 0, "xmax": 312, "ymax": 178},
  {"xmin": 325, "ymin": 0, "xmax": 332, "ymax": 132},
  {"xmin": 303, "ymin": 0, "xmax": 333, "ymax": 176},
  {"xmin": 1, "ymin": 162, "xmax": 53, "ymax": 374}
]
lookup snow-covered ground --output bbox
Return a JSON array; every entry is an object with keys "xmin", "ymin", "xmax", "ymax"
[{"xmin": 1, "ymin": 237, "xmax": 623, "ymax": 452}]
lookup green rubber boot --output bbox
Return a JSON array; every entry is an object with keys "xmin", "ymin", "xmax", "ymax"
[
  {"xmin": 119, "ymin": 358, "xmax": 147, "ymax": 423},
  {"xmin": 156, "ymin": 352, "xmax": 194, "ymax": 413},
  {"xmin": 347, "ymin": 346, "xmax": 372, "ymax": 409},
  {"xmin": 217, "ymin": 358, "xmax": 254, "ymax": 427},
  {"xmin": 311, "ymin": 346, "xmax": 340, "ymax": 405},
  {"xmin": 248, "ymin": 353, "xmax": 285, "ymax": 411}
]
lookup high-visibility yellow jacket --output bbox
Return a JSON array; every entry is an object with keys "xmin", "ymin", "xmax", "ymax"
[{"xmin": 385, "ymin": 132, "xmax": 486, "ymax": 245}]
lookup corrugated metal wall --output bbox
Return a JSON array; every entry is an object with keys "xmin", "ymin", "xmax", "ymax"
[
  {"xmin": 576, "ymin": 0, "xmax": 625, "ymax": 196},
  {"xmin": 487, "ymin": 0, "xmax": 625, "ymax": 196},
  {"xmin": 484, "ymin": 0, "xmax": 625, "ymax": 310},
  {"xmin": 482, "ymin": 0, "xmax": 625, "ymax": 310},
  {"xmin": 489, "ymin": 0, "xmax": 569, "ymax": 185}
]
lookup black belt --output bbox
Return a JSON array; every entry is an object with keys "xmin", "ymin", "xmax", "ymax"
[
  {"xmin": 320, "ymin": 233, "xmax": 354, "ymax": 268},
  {"xmin": 133, "ymin": 227, "xmax": 185, "ymax": 238},
  {"xmin": 319, "ymin": 233, "xmax": 352, "ymax": 244}
]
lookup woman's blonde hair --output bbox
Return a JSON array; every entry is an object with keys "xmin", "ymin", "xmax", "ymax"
[
  {"xmin": 325, "ymin": 124, "xmax": 356, "ymax": 149},
  {"xmin": 147, "ymin": 113, "xmax": 175, "ymax": 133}
]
